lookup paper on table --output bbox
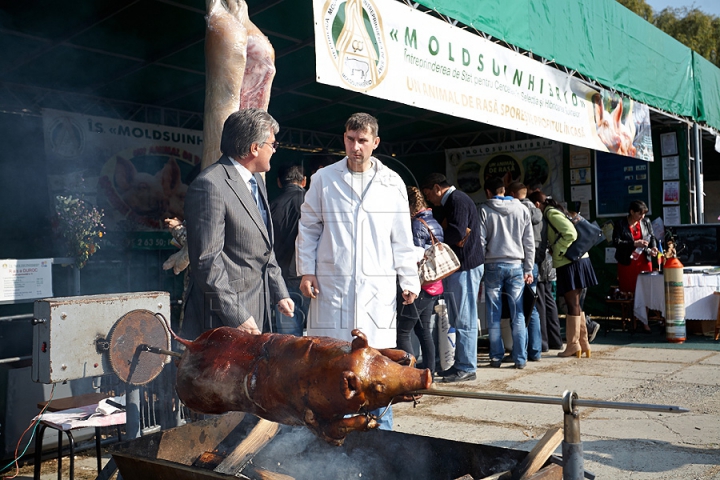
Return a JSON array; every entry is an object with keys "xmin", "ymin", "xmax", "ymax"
[{"xmin": 36, "ymin": 395, "xmax": 126, "ymax": 430}]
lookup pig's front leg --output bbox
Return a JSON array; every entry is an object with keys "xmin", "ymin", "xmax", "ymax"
[
  {"xmin": 377, "ymin": 348, "xmax": 416, "ymax": 367},
  {"xmin": 321, "ymin": 414, "xmax": 378, "ymax": 446}
]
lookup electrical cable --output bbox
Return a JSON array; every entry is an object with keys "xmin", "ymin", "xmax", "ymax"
[{"xmin": 1, "ymin": 384, "xmax": 55, "ymax": 479}]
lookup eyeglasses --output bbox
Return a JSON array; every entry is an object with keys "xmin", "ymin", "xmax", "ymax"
[{"xmin": 260, "ymin": 141, "xmax": 279, "ymax": 150}]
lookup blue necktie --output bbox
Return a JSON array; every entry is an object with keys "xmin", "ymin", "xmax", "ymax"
[{"xmin": 249, "ymin": 176, "xmax": 269, "ymax": 230}]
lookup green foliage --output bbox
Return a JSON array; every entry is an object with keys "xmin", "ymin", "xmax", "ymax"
[
  {"xmin": 618, "ymin": 0, "xmax": 720, "ymax": 66},
  {"xmin": 53, "ymin": 195, "xmax": 105, "ymax": 269},
  {"xmin": 617, "ymin": 0, "xmax": 654, "ymax": 21}
]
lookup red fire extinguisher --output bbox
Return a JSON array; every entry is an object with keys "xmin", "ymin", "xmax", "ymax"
[{"xmin": 663, "ymin": 250, "xmax": 686, "ymax": 344}]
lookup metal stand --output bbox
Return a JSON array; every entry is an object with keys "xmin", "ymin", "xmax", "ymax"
[
  {"xmin": 414, "ymin": 387, "xmax": 688, "ymax": 479},
  {"xmin": 562, "ymin": 391, "xmax": 584, "ymax": 480}
]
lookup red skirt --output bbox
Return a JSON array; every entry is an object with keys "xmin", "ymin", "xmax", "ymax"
[{"xmin": 617, "ymin": 258, "xmax": 652, "ymax": 293}]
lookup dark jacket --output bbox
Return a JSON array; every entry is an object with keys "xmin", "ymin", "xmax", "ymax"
[
  {"xmin": 270, "ymin": 183, "xmax": 305, "ymax": 288},
  {"xmin": 443, "ymin": 188, "xmax": 484, "ymax": 271},
  {"xmin": 520, "ymin": 197, "xmax": 544, "ymax": 265},
  {"xmin": 412, "ymin": 209, "xmax": 444, "ymax": 248},
  {"xmin": 612, "ymin": 216, "xmax": 656, "ymax": 265}
]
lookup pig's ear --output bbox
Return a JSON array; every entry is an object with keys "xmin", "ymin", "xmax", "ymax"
[
  {"xmin": 351, "ymin": 330, "xmax": 368, "ymax": 351},
  {"xmin": 342, "ymin": 371, "xmax": 359, "ymax": 400},
  {"xmin": 160, "ymin": 158, "xmax": 182, "ymax": 195},
  {"xmin": 114, "ymin": 156, "xmax": 136, "ymax": 193}
]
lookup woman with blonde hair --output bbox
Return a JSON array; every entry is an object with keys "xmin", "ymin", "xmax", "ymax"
[{"xmin": 396, "ymin": 186, "xmax": 444, "ymax": 374}]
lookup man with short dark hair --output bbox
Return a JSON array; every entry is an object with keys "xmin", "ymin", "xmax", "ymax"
[
  {"xmin": 297, "ymin": 112, "xmax": 420, "ymax": 429},
  {"xmin": 270, "ymin": 164, "xmax": 307, "ymax": 335},
  {"xmin": 184, "ymin": 109, "xmax": 294, "ymax": 338},
  {"xmin": 480, "ymin": 177, "xmax": 534, "ymax": 369},
  {"xmin": 421, "ymin": 173, "xmax": 483, "ymax": 383}
]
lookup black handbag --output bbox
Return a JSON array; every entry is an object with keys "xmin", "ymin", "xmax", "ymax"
[{"xmin": 547, "ymin": 209, "xmax": 603, "ymax": 262}]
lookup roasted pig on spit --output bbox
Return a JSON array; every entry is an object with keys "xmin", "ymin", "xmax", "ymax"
[{"xmin": 174, "ymin": 327, "xmax": 432, "ymax": 445}]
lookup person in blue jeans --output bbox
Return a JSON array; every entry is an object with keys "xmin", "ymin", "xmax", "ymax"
[
  {"xmin": 421, "ymin": 173, "xmax": 484, "ymax": 383},
  {"xmin": 479, "ymin": 177, "xmax": 535, "ymax": 369},
  {"xmin": 508, "ymin": 182, "xmax": 543, "ymax": 361},
  {"xmin": 396, "ymin": 186, "xmax": 445, "ymax": 375}
]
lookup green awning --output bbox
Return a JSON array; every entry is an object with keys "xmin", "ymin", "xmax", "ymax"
[{"xmin": 415, "ymin": 0, "xmax": 718, "ymax": 129}]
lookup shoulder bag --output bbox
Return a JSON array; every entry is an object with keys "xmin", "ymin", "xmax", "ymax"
[
  {"xmin": 546, "ymin": 209, "xmax": 603, "ymax": 262},
  {"xmin": 417, "ymin": 218, "xmax": 461, "ymax": 285}
]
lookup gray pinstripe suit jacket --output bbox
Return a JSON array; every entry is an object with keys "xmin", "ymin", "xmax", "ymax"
[{"xmin": 183, "ymin": 155, "xmax": 289, "ymax": 338}]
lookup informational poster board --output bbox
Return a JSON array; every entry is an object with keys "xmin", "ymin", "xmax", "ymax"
[
  {"xmin": 43, "ymin": 109, "xmax": 202, "ymax": 234},
  {"xmin": 1, "ymin": 259, "xmax": 53, "ymax": 302},
  {"xmin": 595, "ymin": 151, "xmax": 651, "ymax": 217},
  {"xmin": 445, "ymin": 139, "xmax": 564, "ymax": 206}
]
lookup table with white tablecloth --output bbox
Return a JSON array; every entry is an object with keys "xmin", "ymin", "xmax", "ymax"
[{"xmin": 633, "ymin": 272, "xmax": 720, "ymax": 324}]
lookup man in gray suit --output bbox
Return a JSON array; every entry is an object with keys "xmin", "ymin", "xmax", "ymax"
[{"xmin": 184, "ymin": 109, "xmax": 294, "ymax": 338}]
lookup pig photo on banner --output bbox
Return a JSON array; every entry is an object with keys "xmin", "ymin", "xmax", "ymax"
[
  {"xmin": 43, "ymin": 109, "xmax": 203, "ymax": 233},
  {"xmin": 445, "ymin": 139, "xmax": 565, "ymax": 206}
]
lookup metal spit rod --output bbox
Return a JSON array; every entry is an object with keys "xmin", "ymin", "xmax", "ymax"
[
  {"xmin": 413, "ymin": 388, "xmax": 689, "ymax": 413},
  {"xmin": 142, "ymin": 345, "xmax": 182, "ymax": 358}
]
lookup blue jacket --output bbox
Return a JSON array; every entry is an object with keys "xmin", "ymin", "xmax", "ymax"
[{"xmin": 412, "ymin": 209, "xmax": 444, "ymax": 248}]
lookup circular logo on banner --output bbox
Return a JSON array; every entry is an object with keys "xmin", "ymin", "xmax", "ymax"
[
  {"xmin": 49, "ymin": 116, "xmax": 85, "ymax": 158},
  {"xmin": 321, "ymin": 0, "xmax": 388, "ymax": 91}
]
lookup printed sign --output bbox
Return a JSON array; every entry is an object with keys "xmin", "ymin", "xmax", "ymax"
[
  {"xmin": 1, "ymin": 259, "xmax": 53, "ymax": 302},
  {"xmin": 43, "ymin": 109, "xmax": 202, "ymax": 233},
  {"xmin": 445, "ymin": 139, "xmax": 564, "ymax": 206},
  {"xmin": 314, "ymin": 0, "xmax": 653, "ymax": 160}
]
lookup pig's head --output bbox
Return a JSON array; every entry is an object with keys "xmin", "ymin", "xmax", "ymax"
[
  {"xmin": 340, "ymin": 329, "xmax": 432, "ymax": 412},
  {"xmin": 112, "ymin": 156, "xmax": 188, "ymax": 222}
]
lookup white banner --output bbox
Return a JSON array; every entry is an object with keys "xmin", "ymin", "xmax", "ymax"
[
  {"xmin": 1, "ymin": 259, "xmax": 52, "ymax": 302},
  {"xmin": 314, "ymin": 0, "xmax": 653, "ymax": 161},
  {"xmin": 445, "ymin": 139, "xmax": 564, "ymax": 207},
  {"xmin": 43, "ymin": 109, "xmax": 203, "ymax": 231}
]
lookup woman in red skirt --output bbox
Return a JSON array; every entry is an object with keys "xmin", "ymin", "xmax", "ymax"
[{"xmin": 612, "ymin": 200, "xmax": 658, "ymax": 332}]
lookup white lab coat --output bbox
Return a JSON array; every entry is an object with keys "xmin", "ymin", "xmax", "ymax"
[{"xmin": 296, "ymin": 158, "xmax": 421, "ymax": 348}]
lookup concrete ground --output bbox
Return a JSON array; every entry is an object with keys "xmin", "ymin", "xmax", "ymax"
[
  {"xmin": 11, "ymin": 341, "xmax": 720, "ymax": 479},
  {"xmin": 394, "ymin": 343, "xmax": 720, "ymax": 479}
]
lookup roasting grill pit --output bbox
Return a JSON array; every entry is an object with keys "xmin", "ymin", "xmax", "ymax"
[{"xmin": 109, "ymin": 412, "xmax": 561, "ymax": 480}]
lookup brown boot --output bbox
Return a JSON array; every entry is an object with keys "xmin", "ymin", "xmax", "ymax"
[
  {"xmin": 558, "ymin": 315, "xmax": 582, "ymax": 357},
  {"xmin": 579, "ymin": 313, "xmax": 591, "ymax": 358}
]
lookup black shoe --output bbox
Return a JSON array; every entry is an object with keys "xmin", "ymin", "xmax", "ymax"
[
  {"xmin": 435, "ymin": 367, "xmax": 456, "ymax": 378},
  {"xmin": 501, "ymin": 355, "xmax": 513, "ymax": 364},
  {"xmin": 489, "ymin": 359, "xmax": 502, "ymax": 368},
  {"xmin": 588, "ymin": 321, "xmax": 601, "ymax": 343},
  {"xmin": 442, "ymin": 370, "xmax": 477, "ymax": 383},
  {"xmin": 528, "ymin": 356, "xmax": 541, "ymax": 362},
  {"xmin": 515, "ymin": 363, "xmax": 526, "ymax": 369}
]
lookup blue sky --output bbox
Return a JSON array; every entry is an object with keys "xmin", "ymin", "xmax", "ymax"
[{"xmin": 643, "ymin": 0, "xmax": 720, "ymax": 17}]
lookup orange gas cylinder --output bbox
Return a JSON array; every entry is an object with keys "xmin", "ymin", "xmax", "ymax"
[{"xmin": 663, "ymin": 257, "xmax": 686, "ymax": 343}]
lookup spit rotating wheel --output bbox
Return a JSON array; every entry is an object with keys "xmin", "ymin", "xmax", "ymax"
[{"xmin": 107, "ymin": 309, "xmax": 171, "ymax": 385}]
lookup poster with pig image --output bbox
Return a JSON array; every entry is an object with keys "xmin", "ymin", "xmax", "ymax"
[
  {"xmin": 97, "ymin": 148, "xmax": 195, "ymax": 231},
  {"xmin": 590, "ymin": 90, "xmax": 653, "ymax": 162},
  {"xmin": 43, "ymin": 109, "xmax": 202, "ymax": 235}
]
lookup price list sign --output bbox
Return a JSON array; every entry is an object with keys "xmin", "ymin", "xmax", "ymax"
[
  {"xmin": 1, "ymin": 259, "xmax": 53, "ymax": 302},
  {"xmin": 595, "ymin": 151, "xmax": 651, "ymax": 217}
]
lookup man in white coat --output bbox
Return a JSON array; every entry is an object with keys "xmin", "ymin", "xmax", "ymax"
[{"xmin": 296, "ymin": 112, "xmax": 420, "ymax": 429}]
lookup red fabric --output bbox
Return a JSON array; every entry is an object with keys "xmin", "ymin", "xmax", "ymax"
[
  {"xmin": 422, "ymin": 280, "xmax": 443, "ymax": 296},
  {"xmin": 617, "ymin": 222, "xmax": 652, "ymax": 293}
]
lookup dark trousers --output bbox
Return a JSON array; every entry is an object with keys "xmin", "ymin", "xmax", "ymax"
[
  {"xmin": 537, "ymin": 280, "xmax": 563, "ymax": 350},
  {"xmin": 396, "ymin": 291, "xmax": 437, "ymax": 374}
]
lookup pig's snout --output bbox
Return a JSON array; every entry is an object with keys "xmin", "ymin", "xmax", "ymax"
[{"xmin": 391, "ymin": 366, "xmax": 432, "ymax": 395}]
